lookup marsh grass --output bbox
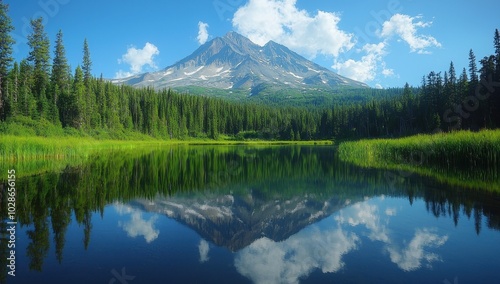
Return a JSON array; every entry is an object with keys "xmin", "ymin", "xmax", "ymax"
[
  {"xmin": 338, "ymin": 130, "xmax": 500, "ymax": 192},
  {"xmin": 0, "ymin": 136, "xmax": 158, "ymax": 161},
  {"xmin": 0, "ymin": 134, "xmax": 332, "ymax": 162}
]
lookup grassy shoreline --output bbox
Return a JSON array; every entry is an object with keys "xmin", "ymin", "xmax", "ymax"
[
  {"xmin": 0, "ymin": 134, "xmax": 332, "ymax": 161},
  {"xmin": 338, "ymin": 130, "xmax": 500, "ymax": 191}
]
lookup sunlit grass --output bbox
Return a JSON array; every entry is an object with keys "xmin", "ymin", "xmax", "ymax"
[
  {"xmin": 0, "ymin": 134, "xmax": 333, "ymax": 161},
  {"xmin": 338, "ymin": 130, "xmax": 500, "ymax": 192}
]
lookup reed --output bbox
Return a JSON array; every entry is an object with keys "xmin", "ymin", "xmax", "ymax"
[
  {"xmin": 0, "ymin": 135, "xmax": 333, "ymax": 161},
  {"xmin": 0, "ymin": 136, "xmax": 165, "ymax": 161},
  {"xmin": 338, "ymin": 130, "xmax": 500, "ymax": 191}
]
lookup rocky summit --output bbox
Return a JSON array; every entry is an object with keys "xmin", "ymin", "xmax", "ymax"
[{"xmin": 112, "ymin": 31, "xmax": 368, "ymax": 95}]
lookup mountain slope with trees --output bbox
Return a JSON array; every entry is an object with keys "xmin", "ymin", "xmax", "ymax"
[{"xmin": 0, "ymin": 2, "xmax": 499, "ymax": 142}]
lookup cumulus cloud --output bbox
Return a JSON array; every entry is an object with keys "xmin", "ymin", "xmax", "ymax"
[
  {"xmin": 380, "ymin": 14, "xmax": 441, "ymax": 54},
  {"xmin": 115, "ymin": 42, "xmax": 160, "ymax": 79},
  {"xmin": 115, "ymin": 203, "xmax": 160, "ymax": 243},
  {"xmin": 231, "ymin": 1, "xmax": 441, "ymax": 84},
  {"xmin": 386, "ymin": 229, "xmax": 448, "ymax": 271},
  {"xmin": 335, "ymin": 201, "xmax": 390, "ymax": 243},
  {"xmin": 332, "ymin": 42, "xmax": 387, "ymax": 83},
  {"xmin": 336, "ymin": 199, "xmax": 448, "ymax": 272},
  {"xmin": 197, "ymin": 21, "xmax": 210, "ymax": 45},
  {"xmin": 232, "ymin": 0, "xmax": 355, "ymax": 58},
  {"xmin": 235, "ymin": 226, "xmax": 359, "ymax": 284}
]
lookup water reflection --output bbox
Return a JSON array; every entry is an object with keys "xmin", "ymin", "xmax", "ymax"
[
  {"xmin": 198, "ymin": 240, "xmax": 210, "ymax": 263},
  {"xmin": 336, "ymin": 199, "xmax": 448, "ymax": 272},
  {"xmin": 1, "ymin": 145, "xmax": 499, "ymax": 283},
  {"xmin": 235, "ymin": 225, "xmax": 359, "ymax": 284},
  {"xmin": 115, "ymin": 203, "xmax": 160, "ymax": 243}
]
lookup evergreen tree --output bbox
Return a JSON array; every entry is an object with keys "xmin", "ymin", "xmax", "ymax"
[
  {"xmin": 51, "ymin": 30, "xmax": 70, "ymax": 97},
  {"xmin": 82, "ymin": 39, "xmax": 92, "ymax": 85},
  {"xmin": 468, "ymin": 49, "xmax": 478, "ymax": 84},
  {"xmin": 0, "ymin": 1, "xmax": 14, "ymax": 120},
  {"xmin": 494, "ymin": 29, "xmax": 500, "ymax": 80},
  {"xmin": 72, "ymin": 66, "xmax": 85, "ymax": 128},
  {"xmin": 81, "ymin": 39, "xmax": 97, "ymax": 127},
  {"xmin": 4, "ymin": 61, "xmax": 18, "ymax": 117},
  {"xmin": 49, "ymin": 30, "xmax": 70, "ymax": 125},
  {"xmin": 27, "ymin": 17, "xmax": 51, "ymax": 119}
]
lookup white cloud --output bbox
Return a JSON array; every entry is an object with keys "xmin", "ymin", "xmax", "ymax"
[
  {"xmin": 199, "ymin": 240, "xmax": 210, "ymax": 263},
  {"xmin": 232, "ymin": 0, "xmax": 355, "ymax": 58},
  {"xmin": 386, "ymin": 229, "xmax": 448, "ymax": 271},
  {"xmin": 235, "ymin": 226, "xmax": 359, "ymax": 284},
  {"xmin": 197, "ymin": 21, "xmax": 210, "ymax": 45},
  {"xmin": 115, "ymin": 42, "xmax": 160, "ymax": 79},
  {"xmin": 385, "ymin": 208, "xmax": 397, "ymax": 216},
  {"xmin": 380, "ymin": 14, "xmax": 441, "ymax": 54},
  {"xmin": 335, "ymin": 201, "xmax": 390, "ymax": 243},
  {"xmin": 332, "ymin": 42, "xmax": 387, "ymax": 83},
  {"xmin": 115, "ymin": 203, "xmax": 160, "ymax": 243},
  {"xmin": 374, "ymin": 84, "xmax": 384, "ymax": 89},
  {"xmin": 336, "ymin": 199, "xmax": 448, "ymax": 272},
  {"xmin": 231, "ymin": 2, "xmax": 442, "ymax": 84}
]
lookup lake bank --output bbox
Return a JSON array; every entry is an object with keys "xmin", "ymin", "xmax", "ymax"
[
  {"xmin": 0, "ymin": 134, "xmax": 332, "ymax": 161},
  {"xmin": 338, "ymin": 130, "xmax": 500, "ymax": 192}
]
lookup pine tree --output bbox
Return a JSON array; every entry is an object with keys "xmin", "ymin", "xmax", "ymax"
[
  {"xmin": 468, "ymin": 49, "xmax": 478, "ymax": 84},
  {"xmin": 48, "ymin": 30, "xmax": 70, "ymax": 125},
  {"xmin": 493, "ymin": 29, "xmax": 500, "ymax": 127},
  {"xmin": 82, "ymin": 39, "xmax": 92, "ymax": 85},
  {"xmin": 4, "ymin": 61, "xmax": 19, "ymax": 117},
  {"xmin": 0, "ymin": 1, "xmax": 14, "ymax": 120},
  {"xmin": 494, "ymin": 29, "xmax": 500, "ymax": 80},
  {"xmin": 81, "ymin": 39, "xmax": 97, "ymax": 127},
  {"xmin": 51, "ymin": 30, "xmax": 70, "ymax": 97},
  {"xmin": 447, "ymin": 61, "xmax": 457, "ymax": 105},
  {"xmin": 27, "ymin": 17, "xmax": 51, "ymax": 119},
  {"xmin": 72, "ymin": 66, "xmax": 85, "ymax": 128}
]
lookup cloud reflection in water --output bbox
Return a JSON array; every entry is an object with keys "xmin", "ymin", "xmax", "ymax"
[{"xmin": 115, "ymin": 203, "xmax": 160, "ymax": 243}]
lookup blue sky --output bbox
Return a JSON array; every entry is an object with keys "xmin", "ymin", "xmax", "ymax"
[{"xmin": 5, "ymin": 0, "xmax": 499, "ymax": 88}]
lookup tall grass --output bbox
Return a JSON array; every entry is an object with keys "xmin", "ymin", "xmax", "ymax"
[
  {"xmin": 338, "ymin": 130, "xmax": 500, "ymax": 191},
  {"xmin": 0, "ymin": 136, "xmax": 165, "ymax": 161},
  {"xmin": 338, "ymin": 130, "xmax": 500, "ymax": 168}
]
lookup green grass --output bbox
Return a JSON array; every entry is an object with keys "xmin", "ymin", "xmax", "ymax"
[
  {"xmin": 0, "ymin": 134, "xmax": 332, "ymax": 161},
  {"xmin": 0, "ymin": 116, "xmax": 332, "ymax": 161},
  {"xmin": 0, "ymin": 135, "xmax": 161, "ymax": 160},
  {"xmin": 338, "ymin": 130, "xmax": 500, "ymax": 191}
]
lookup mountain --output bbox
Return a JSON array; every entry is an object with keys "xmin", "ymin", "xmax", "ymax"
[
  {"xmin": 128, "ymin": 190, "xmax": 359, "ymax": 251},
  {"xmin": 112, "ymin": 32, "xmax": 368, "ymax": 96}
]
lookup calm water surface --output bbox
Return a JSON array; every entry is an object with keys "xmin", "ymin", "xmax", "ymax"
[{"xmin": 2, "ymin": 146, "xmax": 500, "ymax": 284}]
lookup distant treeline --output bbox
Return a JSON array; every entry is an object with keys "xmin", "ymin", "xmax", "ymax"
[{"xmin": 0, "ymin": 3, "xmax": 499, "ymax": 140}]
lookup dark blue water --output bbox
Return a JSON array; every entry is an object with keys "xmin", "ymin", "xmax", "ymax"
[{"xmin": 2, "ymin": 146, "xmax": 500, "ymax": 283}]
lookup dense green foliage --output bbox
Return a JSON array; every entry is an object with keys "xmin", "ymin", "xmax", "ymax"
[{"xmin": 0, "ymin": 4, "xmax": 498, "ymax": 142}]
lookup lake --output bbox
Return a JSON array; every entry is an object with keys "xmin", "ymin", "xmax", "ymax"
[{"xmin": 2, "ymin": 145, "xmax": 500, "ymax": 284}]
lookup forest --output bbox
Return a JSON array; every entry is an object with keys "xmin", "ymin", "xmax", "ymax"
[{"xmin": 0, "ymin": 2, "xmax": 499, "ymax": 142}]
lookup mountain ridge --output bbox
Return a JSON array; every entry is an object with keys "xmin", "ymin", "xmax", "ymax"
[{"xmin": 112, "ymin": 31, "xmax": 369, "ymax": 96}]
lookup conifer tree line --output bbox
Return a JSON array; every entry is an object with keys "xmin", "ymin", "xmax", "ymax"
[{"xmin": 0, "ymin": 2, "xmax": 498, "ymax": 140}]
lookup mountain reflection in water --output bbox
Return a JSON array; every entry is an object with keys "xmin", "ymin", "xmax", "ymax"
[{"xmin": 2, "ymin": 145, "xmax": 499, "ymax": 284}]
